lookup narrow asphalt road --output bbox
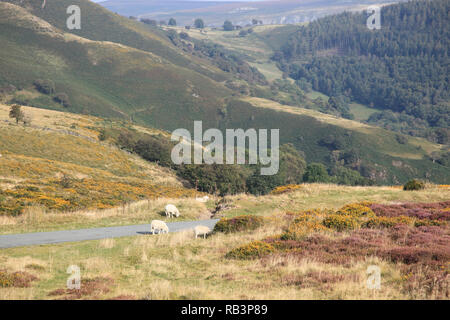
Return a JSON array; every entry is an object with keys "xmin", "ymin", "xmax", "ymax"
[{"xmin": 0, "ymin": 219, "xmax": 219, "ymax": 249}]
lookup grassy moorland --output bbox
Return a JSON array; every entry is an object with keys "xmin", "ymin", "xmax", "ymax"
[
  {"xmin": 0, "ymin": 184, "xmax": 448, "ymax": 300},
  {"xmin": 0, "ymin": 104, "xmax": 211, "ymax": 230}
]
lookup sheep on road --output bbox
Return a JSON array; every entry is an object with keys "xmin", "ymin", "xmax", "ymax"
[
  {"xmin": 194, "ymin": 225, "xmax": 211, "ymax": 239},
  {"xmin": 150, "ymin": 220, "xmax": 169, "ymax": 234}
]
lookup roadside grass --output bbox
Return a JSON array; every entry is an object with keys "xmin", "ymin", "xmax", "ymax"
[
  {"xmin": 1, "ymin": 188, "xmax": 448, "ymax": 299},
  {"xmin": 0, "ymin": 197, "xmax": 211, "ymax": 235},
  {"xmin": 218, "ymin": 184, "xmax": 450, "ymax": 219},
  {"xmin": 1, "ymin": 184, "xmax": 448, "ymax": 235},
  {"xmin": 0, "ymin": 217, "xmax": 408, "ymax": 300}
]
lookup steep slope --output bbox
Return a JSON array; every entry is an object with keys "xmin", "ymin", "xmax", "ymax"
[
  {"xmin": 4, "ymin": 0, "xmax": 226, "ymax": 80},
  {"xmin": 0, "ymin": 103, "xmax": 199, "ymax": 215},
  {"xmin": 274, "ymin": 0, "xmax": 450, "ymax": 141},
  {"xmin": 222, "ymin": 97, "xmax": 449, "ymax": 184},
  {"xmin": 0, "ymin": 2, "xmax": 230, "ymax": 130}
]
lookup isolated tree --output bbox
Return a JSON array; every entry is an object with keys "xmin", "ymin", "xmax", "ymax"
[
  {"xmin": 168, "ymin": 18, "xmax": 177, "ymax": 26},
  {"xmin": 9, "ymin": 104, "xmax": 24, "ymax": 124},
  {"xmin": 194, "ymin": 18, "xmax": 204, "ymax": 29},
  {"xmin": 223, "ymin": 20, "xmax": 234, "ymax": 31}
]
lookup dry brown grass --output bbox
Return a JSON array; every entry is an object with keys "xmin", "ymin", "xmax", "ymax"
[
  {"xmin": 0, "ymin": 197, "xmax": 212, "ymax": 234},
  {"xmin": 0, "ymin": 184, "xmax": 448, "ymax": 300},
  {"xmin": 0, "ymin": 218, "xmax": 429, "ymax": 300}
]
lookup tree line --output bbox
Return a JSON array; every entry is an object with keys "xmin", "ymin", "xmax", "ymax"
[{"xmin": 273, "ymin": 0, "xmax": 449, "ymax": 143}]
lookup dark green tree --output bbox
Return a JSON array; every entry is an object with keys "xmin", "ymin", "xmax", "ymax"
[
  {"xmin": 194, "ymin": 18, "xmax": 205, "ymax": 29},
  {"xmin": 9, "ymin": 104, "xmax": 24, "ymax": 124},
  {"xmin": 223, "ymin": 20, "xmax": 234, "ymax": 31},
  {"xmin": 168, "ymin": 18, "xmax": 177, "ymax": 26},
  {"xmin": 303, "ymin": 163, "xmax": 329, "ymax": 183}
]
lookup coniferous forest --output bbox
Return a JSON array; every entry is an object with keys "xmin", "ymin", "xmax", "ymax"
[{"xmin": 274, "ymin": 0, "xmax": 449, "ymax": 143}]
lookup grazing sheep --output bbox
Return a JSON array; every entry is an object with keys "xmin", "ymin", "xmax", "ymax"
[
  {"xmin": 195, "ymin": 196, "xmax": 209, "ymax": 203},
  {"xmin": 150, "ymin": 220, "xmax": 169, "ymax": 234},
  {"xmin": 194, "ymin": 225, "xmax": 211, "ymax": 239},
  {"xmin": 165, "ymin": 204, "xmax": 180, "ymax": 218}
]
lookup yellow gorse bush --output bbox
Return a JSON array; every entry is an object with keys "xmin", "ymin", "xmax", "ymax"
[
  {"xmin": 336, "ymin": 203, "xmax": 376, "ymax": 218},
  {"xmin": 270, "ymin": 184, "xmax": 302, "ymax": 195},
  {"xmin": 225, "ymin": 241, "xmax": 276, "ymax": 260},
  {"xmin": 0, "ymin": 178, "xmax": 201, "ymax": 216},
  {"xmin": 362, "ymin": 216, "xmax": 415, "ymax": 228},
  {"xmin": 322, "ymin": 214, "xmax": 361, "ymax": 231}
]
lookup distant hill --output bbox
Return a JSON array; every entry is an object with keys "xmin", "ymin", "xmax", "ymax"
[{"xmin": 101, "ymin": 0, "xmax": 407, "ymax": 27}]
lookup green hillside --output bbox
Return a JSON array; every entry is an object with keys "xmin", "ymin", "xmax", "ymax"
[
  {"xmin": 0, "ymin": 1, "xmax": 448, "ymax": 186},
  {"xmin": 0, "ymin": 2, "xmax": 229, "ymax": 130},
  {"xmin": 274, "ymin": 0, "xmax": 449, "ymax": 142},
  {"xmin": 223, "ymin": 98, "xmax": 449, "ymax": 184}
]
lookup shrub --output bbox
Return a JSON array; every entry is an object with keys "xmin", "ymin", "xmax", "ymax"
[
  {"xmin": 0, "ymin": 270, "xmax": 38, "ymax": 288},
  {"xmin": 225, "ymin": 241, "xmax": 275, "ymax": 259},
  {"xmin": 239, "ymin": 30, "xmax": 248, "ymax": 37},
  {"xmin": 53, "ymin": 92, "xmax": 70, "ymax": 107},
  {"xmin": 223, "ymin": 20, "xmax": 234, "ymax": 31},
  {"xmin": 303, "ymin": 163, "xmax": 329, "ymax": 183},
  {"xmin": 214, "ymin": 215, "xmax": 264, "ymax": 233},
  {"xmin": 194, "ymin": 18, "xmax": 204, "ymax": 29},
  {"xmin": 281, "ymin": 220, "xmax": 330, "ymax": 240},
  {"xmin": 33, "ymin": 79, "xmax": 55, "ymax": 94},
  {"xmin": 396, "ymin": 134, "xmax": 408, "ymax": 144},
  {"xmin": 403, "ymin": 179, "xmax": 425, "ymax": 191},
  {"xmin": 363, "ymin": 216, "xmax": 415, "ymax": 228},
  {"xmin": 414, "ymin": 219, "xmax": 446, "ymax": 227},
  {"xmin": 270, "ymin": 184, "xmax": 302, "ymax": 195},
  {"xmin": 336, "ymin": 203, "xmax": 376, "ymax": 218},
  {"xmin": 179, "ymin": 32, "xmax": 189, "ymax": 40},
  {"xmin": 322, "ymin": 214, "xmax": 360, "ymax": 231}
]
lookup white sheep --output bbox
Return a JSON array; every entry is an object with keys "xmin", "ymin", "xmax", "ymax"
[
  {"xmin": 194, "ymin": 225, "xmax": 211, "ymax": 239},
  {"xmin": 150, "ymin": 220, "xmax": 169, "ymax": 234},
  {"xmin": 164, "ymin": 204, "xmax": 180, "ymax": 218}
]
